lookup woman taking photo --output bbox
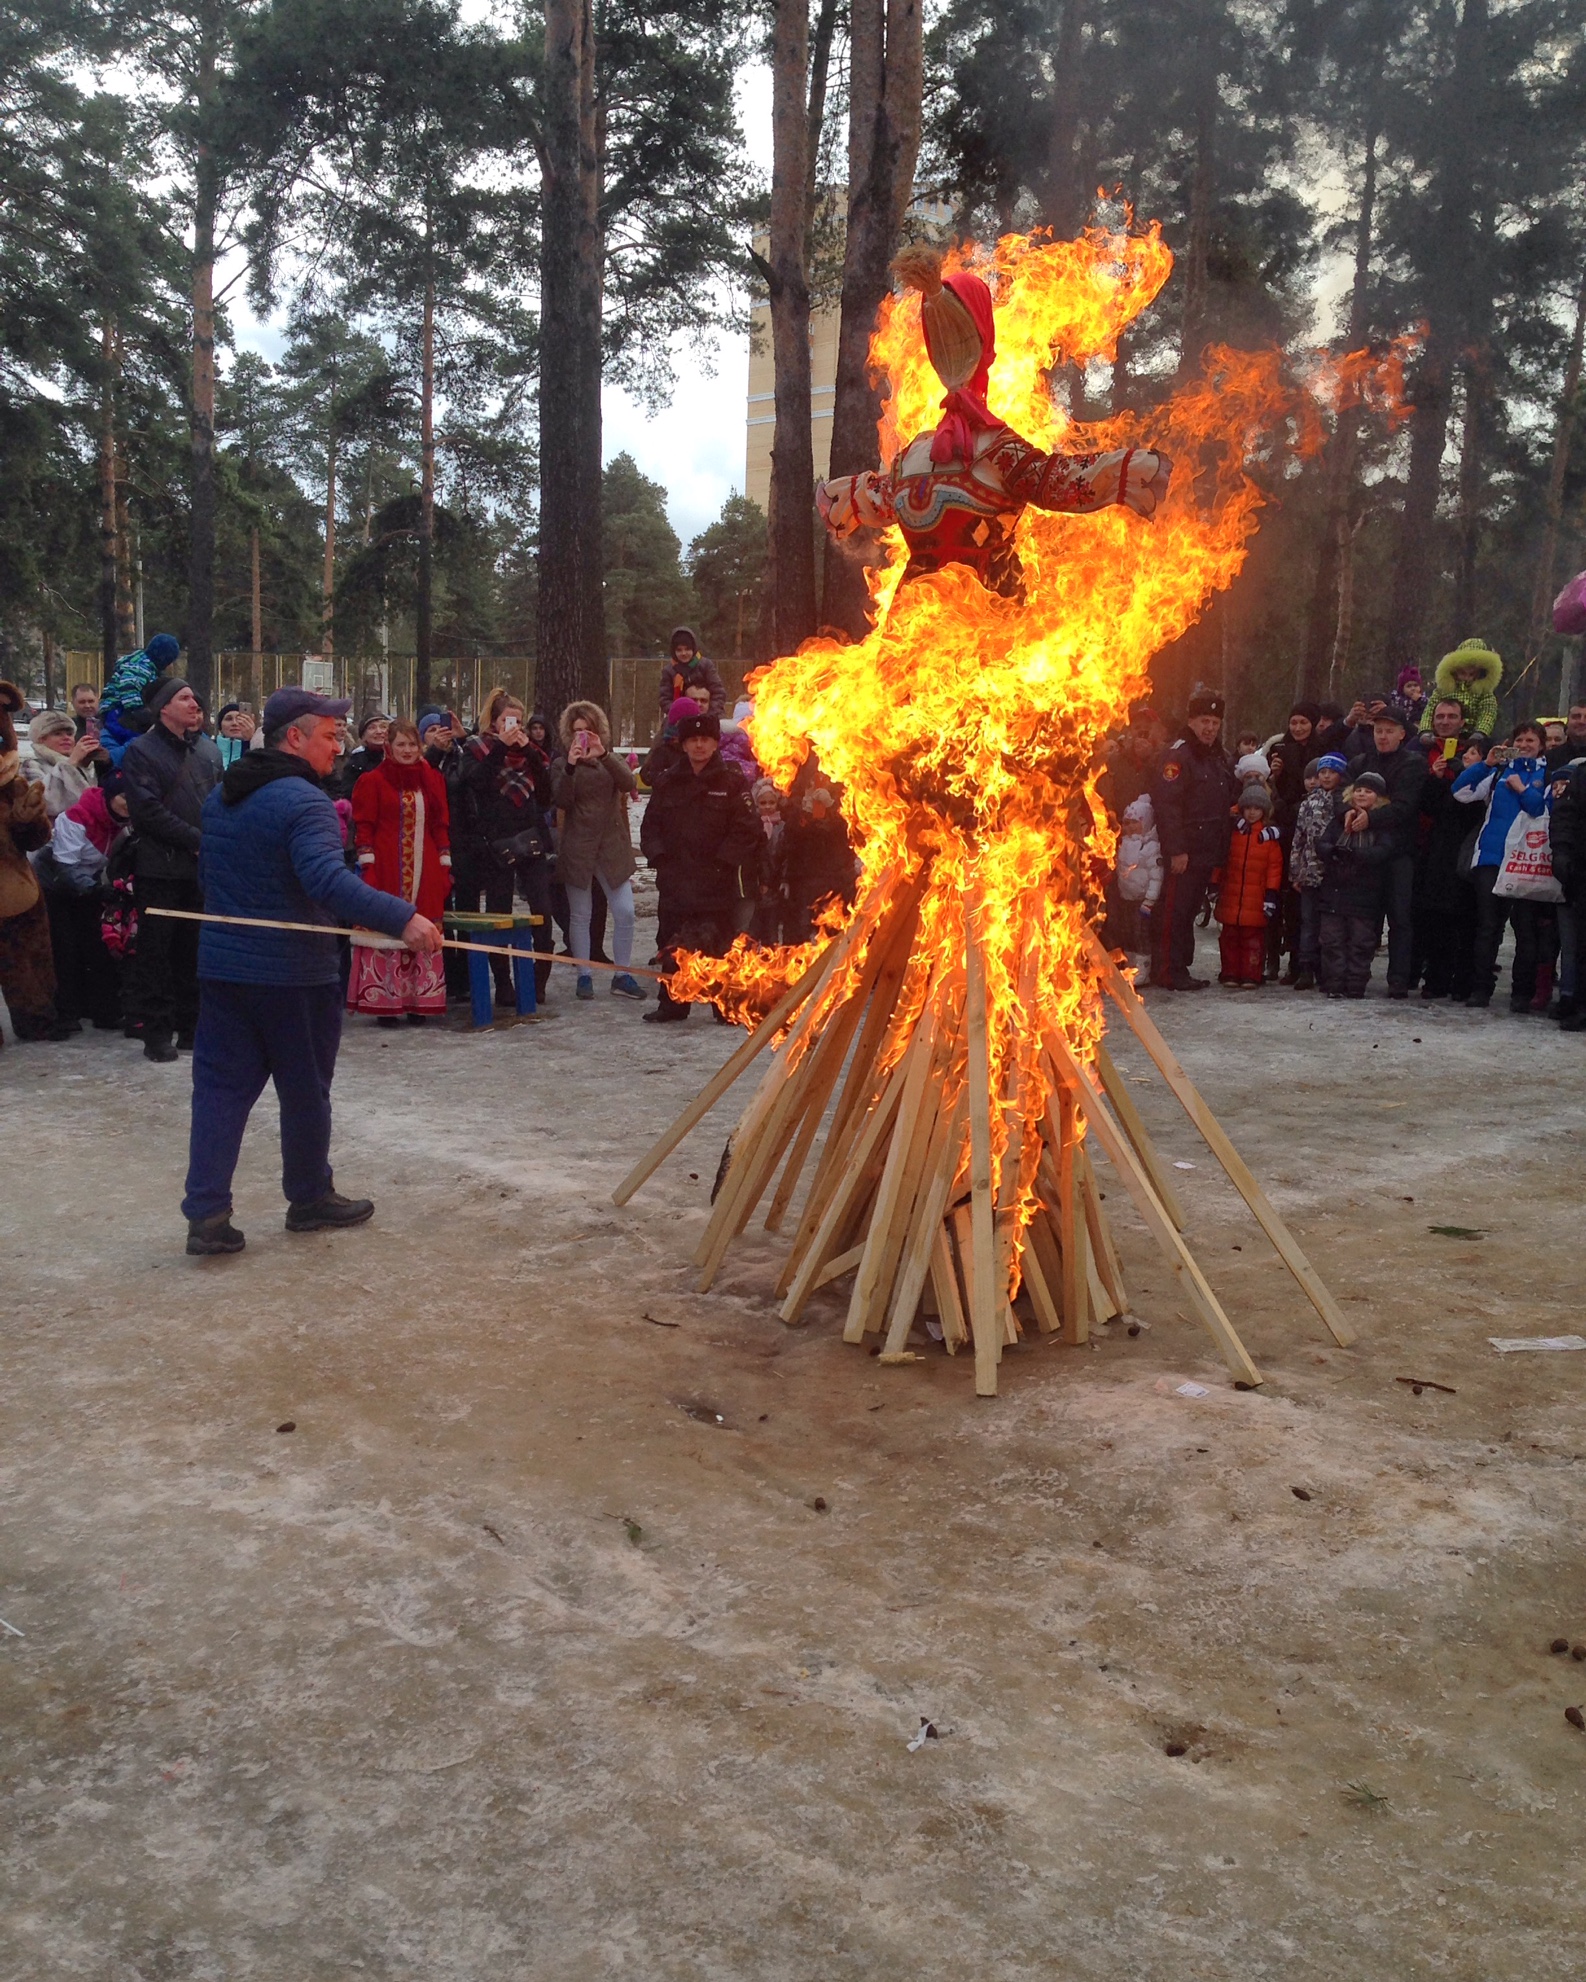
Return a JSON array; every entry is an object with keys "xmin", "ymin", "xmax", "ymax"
[
  {"xmin": 553, "ymin": 701, "xmax": 644, "ymax": 1000},
  {"xmin": 459, "ymin": 688, "xmax": 556, "ymax": 1004},
  {"xmin": 347, "ymin": 718, "xmax": 453, "ymax": 1025}
]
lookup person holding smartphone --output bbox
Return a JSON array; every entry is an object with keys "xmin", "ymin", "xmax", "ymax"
[
  {"xmin": 1452, "ymin": 722, "xmax": 1552, "ymax": 1010},
  {"xmin": 459, "ymin": 688, "xmax": 555, "ymax": 1004},
  {"xmin": 552, "ymin": 700, "xmax": 643, "ymax": 1000}
]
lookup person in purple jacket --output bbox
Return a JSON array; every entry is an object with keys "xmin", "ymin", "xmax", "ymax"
[{"xmin": 181, "ymin": 687, "xmax": 443, "ymax": 1257}]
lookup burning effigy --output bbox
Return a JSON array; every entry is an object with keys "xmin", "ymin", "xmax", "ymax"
[{"xmin": 617, "ymin": 222, "xmax": 1366, "ymax": 1394}]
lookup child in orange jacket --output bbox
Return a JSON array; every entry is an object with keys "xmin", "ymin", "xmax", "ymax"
[{"xmin": 1215, "ymin": 784, "xmax": 1283, "ymax": 986}]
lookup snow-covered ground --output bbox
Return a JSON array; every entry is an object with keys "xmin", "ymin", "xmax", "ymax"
[{"xmin": 4, "ymin": 921, "xmax": 1585, "ymax": 1979}]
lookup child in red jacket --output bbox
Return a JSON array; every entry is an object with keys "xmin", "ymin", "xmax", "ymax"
[{"xmin": 1215, "ymin": 784, "xmax": 1283, "ymax": 987}]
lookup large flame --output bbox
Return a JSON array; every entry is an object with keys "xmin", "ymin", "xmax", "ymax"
[{"xmin": 671, "ymin": 222, "xmax": 1382, "ymax": 1283}]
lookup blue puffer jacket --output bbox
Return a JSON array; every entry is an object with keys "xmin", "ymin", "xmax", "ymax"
[
  {"xmin": 197, "ymin": 764, "xmax": 414, "ymax": 985},
  {"xmin": 1452, "ymin": 754, "xmax": 1550, "ymax": 869}
]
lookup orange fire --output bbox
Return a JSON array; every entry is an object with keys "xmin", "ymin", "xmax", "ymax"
[{"xmin": 670, "ymin": 221, "xmax": 1379, "ymax": 1284}]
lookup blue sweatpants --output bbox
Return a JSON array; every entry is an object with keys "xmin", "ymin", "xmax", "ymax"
[{"xmin": 182, "ymin": 979, "xmax": 343, "ymax": 1221}]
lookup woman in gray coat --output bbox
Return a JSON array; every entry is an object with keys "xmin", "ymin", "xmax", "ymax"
[{"xmin": 553, "ymin": 701, "xmax": 644, "ymax": 1001}]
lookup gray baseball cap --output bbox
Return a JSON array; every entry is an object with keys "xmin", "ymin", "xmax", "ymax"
[{"xmin": 262, "ymin": 686, "xmax": 352, "ymax": 730}]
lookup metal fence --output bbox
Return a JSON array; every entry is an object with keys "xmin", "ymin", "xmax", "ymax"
[{"xmin": 61, "ymin": 652, "xmax": 755, "ymax": 749}]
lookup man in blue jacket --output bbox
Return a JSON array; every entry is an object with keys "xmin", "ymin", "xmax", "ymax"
[{"xmin": 181, "ymin": 687, "xmax": 444, "ymax": 1256}]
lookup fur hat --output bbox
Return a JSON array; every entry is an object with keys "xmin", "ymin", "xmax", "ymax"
[
  {"xmin": 1187, "ymin": 686, "xmax": 1225, "ymax": 720},
  {"xmin": 558, "ymin": 700, "xmax": 611, "ymax": 751},
  {"xmin": 676, "ymin": 710, "xmax": 721, "ymax": 744},
  {"xmin": 1238, "ymin": 784, "xmax": 1272, "ymax": 814},
  {"xmin": 30, "ymin": 707, "xmax": 74, "ymax": 748}
]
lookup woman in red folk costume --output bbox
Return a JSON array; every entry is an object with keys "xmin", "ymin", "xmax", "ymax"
[
  {"xmin": 818, "ymin": 245, "xmax": 1171, "ymax": 597},
  {"xmin": 347, "ymin": 718, "xmax": 453, "ymax": 1025}
]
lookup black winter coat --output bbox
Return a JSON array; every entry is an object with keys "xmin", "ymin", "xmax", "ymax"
[
  {"xmin": 640, "ymin": 752, "xmax": 761, "ymax": 915},
  {"xmin": 1346, "ymin": 742, "xmax": 1426, "ymax": 856},
  {"xmin": 1317, "ymin": 814, "xmax": 1394, "ymax": 918},
  {"xmin": 121, "ymin": 722, "xmax": 222, "ymax": 880},
  {"xmin": 459, "ymin": 735, "xmax": 552, "ymax": 866},
  {"xmin": 1414, "ymin": 763, "xmax": 1477, "ymax": 913},
  {"xmin": 1551, "ymin": 761, "xmax": 1586, "ymax": 904},
  {"xmin": 1152, "ymin": 734, "xmax": 1236, "ymax": 864}
]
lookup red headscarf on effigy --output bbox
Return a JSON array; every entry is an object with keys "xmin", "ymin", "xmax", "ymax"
[{"xmin": 925, "ymin": 272, "xmax": 998, "ymax": 465}]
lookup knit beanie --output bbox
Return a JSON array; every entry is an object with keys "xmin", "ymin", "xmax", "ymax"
[
  {"xmin": 1303, "ymin": 757, "xmax": 1322, "ymax": 779},
  {"xmin": 1239, "ymin": 784, "xmax": 1272, "ymax": 814},
  {"xmin": 147, "ymin": 675, "xmax": 195, "ymax": 717},
  {"xmin": 668, "ymin": 694, "xmax": 704, "ymax": 726},
  {"xmin": 1317, "ymin": 752, "xmax": 1349, "ymax": 774},
  {"xmin": 1234, "ymin": 751, "xmax": 1270, "ymax": 781},
  {"xmin": 1352, "ymin": 771, "xmax": 1388, "ymax": 796},
  {"xmin": 145, "ymin": 633, "xmax": 180, "ymax": 669}
]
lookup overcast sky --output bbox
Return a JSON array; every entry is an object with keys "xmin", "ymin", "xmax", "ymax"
[{"xmin": 228, "ymin": 62, "xmax": 774, "ymax": 554}]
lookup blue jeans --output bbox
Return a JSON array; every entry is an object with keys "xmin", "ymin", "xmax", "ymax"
[
  {"xmin": 566, "ymin": 876, "xmax": 635, "ymax": 971},
  {"xmin": 182, "ymin": 979, "xmax": 343, "ymax": 1221}
]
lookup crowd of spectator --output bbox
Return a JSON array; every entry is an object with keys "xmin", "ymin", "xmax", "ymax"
[
  {"xmin": 1102, "ymin": 637, "xmax": 1586, "ymax": 1024},
  {"xmin": 0, "ymin": 626, "xmax": 861, "ymax": 1054}
]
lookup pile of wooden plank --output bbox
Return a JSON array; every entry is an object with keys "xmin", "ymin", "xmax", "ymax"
[{"xmin": 614, "ymin": 861, "xmax": 1353, "ymax": 1397}]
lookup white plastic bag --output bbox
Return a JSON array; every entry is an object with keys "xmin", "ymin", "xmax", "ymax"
[{"xmin": 1492, "ymin": 809, "xmax": 1563, "ymax": 902}]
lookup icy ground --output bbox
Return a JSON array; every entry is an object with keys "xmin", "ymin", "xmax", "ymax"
[{"xmin": 3, "ymin": 919, "xmax": 1585, "ymax": 1980}]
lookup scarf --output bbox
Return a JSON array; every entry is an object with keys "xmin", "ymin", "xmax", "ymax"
[
  {"xmin": 222, "ymin": 747, "xmax": 322, "ymax": 806},
  {"xmin": 376, "ymin": 752, "xmax": 426, "ymax": 793},
  {"xmin": 927, "ymin": 273, "xmax": 1000, "ymax": 466}
]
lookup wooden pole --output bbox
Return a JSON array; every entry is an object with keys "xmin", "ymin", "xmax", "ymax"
[
  {"xmin": 1056, "ymin": 1084, "xmax": 1089, "ymax": 1345},
  {"xmin": 1046, "ymin": 1031, "xmax": 1263, "ymax": 1388},
  {"xmin": 1088, "ymin": 935, "xmax": 1354, "ymax": 1346},
  {"xmin": 964, "ymin": 885, "xmax": 1000, "ymax": 1397},
  {"xmin": 612, "ymin": 940, "xmax": 840, "ymax": 1206},
  {"xmin": 1095, "ymin": 1043, "xmax": 1188, "ymax": 1230}
]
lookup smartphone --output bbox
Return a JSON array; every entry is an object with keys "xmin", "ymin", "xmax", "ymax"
[{"xmin": 1442, "ymin": 736, "xmax": 1457, "ymax": 760}]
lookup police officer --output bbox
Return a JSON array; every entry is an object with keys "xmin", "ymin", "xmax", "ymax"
[{"xmin": 1150, "ymin": 688, "xmax": 1236, "ymax": 990}]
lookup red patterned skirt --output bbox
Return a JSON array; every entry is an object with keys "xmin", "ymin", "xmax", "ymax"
[{"xmin": 346, "ymin": 939, "xmax": 446, "ymax": 1015}]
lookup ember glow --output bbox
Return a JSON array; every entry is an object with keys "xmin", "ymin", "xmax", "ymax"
[{"xmin": 671, "ymin": 220, "xmax": 1365, "ymax": 1289}]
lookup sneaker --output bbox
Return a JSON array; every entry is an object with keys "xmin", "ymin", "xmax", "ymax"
[
  {"xmin": 285, "ymin": 1190, "xmax": 375, "ymax": 1233},
  {"xmin": 642, "ymin": 1004, "xmax": 690, "ymax": 1024},
  {"xmin": 576, "ymin": 974, "xmax": 595, "ymax": 1000},
  {"xmin": 609, "ymin": 973, "xmax": 646, "ymax": 1000},
  {"xmin": 186, "ymin": 1212, "xmax": 245, "ymax": 1256},
  {"xmin": 143, "ymin": 1030, "xmax": 179, "ymax": 1063}
]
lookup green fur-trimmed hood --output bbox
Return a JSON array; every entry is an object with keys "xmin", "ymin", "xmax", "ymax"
[{"xmin": 1434, "ymin": 638, "xmax": 1503, "ymax": 698}]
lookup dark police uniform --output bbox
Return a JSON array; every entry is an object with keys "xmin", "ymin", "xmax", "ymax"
[{"xmin": 1150, "ymin": 725, "xmax": 1236, "ymax": 986}]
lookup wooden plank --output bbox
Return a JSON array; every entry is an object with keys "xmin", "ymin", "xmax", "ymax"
[
  {"xmin": 1056, "ymin": 1085, "xmax": 1090, "ymax": 1345},
  {"xmin": 1087, "ymin": 1247, "xmax": 1117, "ymax": 1321},
  {"xmin": 881, "ymin": 1091, "xmax": 968, "ymax": 1356},
  {"xmin": 1089, "ymin": 934, "xmax": 1354, "ymax": 1347},
  {"xmin": 762, "ymin": 978, "xmax": 870, "ymax": 1231},
  {"xmin": 780, "ymin": 1056, "xmax": 912, "ymax": 1323},
  {"xmin": 1079, "ymin": 1144, "xmax": 1130, "ymax": 1317},
  {"xmin": 933, "ymin": 1223, "xmax": 968, "ymax": 1354},
  {"xmin": 1046, "ymin": 1030, "xmax": 1263, "ymax": 1388},
  {"xmin": 772, "ymin": 891, "xmax": 922, "ymax": 1296},
  {"xmin": 1025, "ymin": 1205, "xmax": 1065, "ymax": 1334},
  {"xmin": 845, "ymin": 1002, "xmax": 941, "ymax": 1342},
  {"xmin": 611, "ymin": 938, "xmax": 840, "ymax": 1207},
  {"xmin": 1019, "ymin": 1224, "xmax": 1062, "ymax": 1334},
  {"xmin": 964, "ymin": 888, "xmax": 1001, "ymax": 1397},
  {"xmin": 813, "ymin": 1243, "xmax": 864, "ymax": 1289},
  {"xmin": 1094, "ymin": 1043, "xmax": 1188, "ymax": 1231}
]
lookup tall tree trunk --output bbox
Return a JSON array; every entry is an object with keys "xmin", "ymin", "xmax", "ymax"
[
  {"xmin": 114, "ymin": 451, "xmax": 136, "ymax": 653},
  {"xmin": 98, "ymin": 315, "xmax": 119, "ymax": 672},
  {"xmin": 538, "ymin": 0, "xmax": 605, "ymax": 718},
  {"xmin": 1040, "ymin": 0, "xmax": 1087, "ymax": 235},
  {"xmin": 322, "ymin": 423, "xmax": 338, "ymax": 659},
  {"xmin": 821, "ymin": 0, "xmax": 924, "ymax": 637},
  {"xmin": 804, "ymin": 0, "xmax": 840, "ymax": 237},
  {"xmin": 250, "ymin": 525, "xmax": 262, "ymax": 657},
  {"xmin": 578, "ymin": 74, "xmax": 606, "ymax": 703},
  {"xmin": 1454, "ymin": 355, "xmax": 1488, "ymax": 632},
  {"xmin": 1176, "ymin": 21, "xmax": 1217, "ymax": 381},
  {"xmin": 766, "ymin": 0, "xmax": 818, "ymax": 654},
  {"xmin": 186, "ymin": 10, "xmax": 219, "ymax": 708},
  {"xmin": 1384, "ymin": 0, "xmax": 1487, "ymax": 674},
  {"xmin": 417, "ymin": 275, "xmax": 435, "ymax": 704},
  {"xmin": 1526, "ymin": 264, "xmax": 1586, "ymax": 665},
  {"xmin": 1301, "ymin": 109, "xmax": 1378, "ymax": 700}
]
